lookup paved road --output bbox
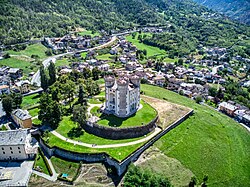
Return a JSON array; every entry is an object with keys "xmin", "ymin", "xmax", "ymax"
[
  {"xmin": 31, "ymin": 36, "xmax": 117, "ymax": 86},
  {"xmin": 51, "ymin": 127, "xmax": 161, "ymax": 149}
]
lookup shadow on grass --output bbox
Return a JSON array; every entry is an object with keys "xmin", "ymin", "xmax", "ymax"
[
  {"xmin": 99, "ymin": 112, "xmax": 139, "ymax": 127},
  {"xmin": 67, "ymin": 127, "xmax": 84, "ymax": 138}
]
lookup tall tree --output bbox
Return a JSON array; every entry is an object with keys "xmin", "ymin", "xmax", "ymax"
[
  {"xmin": 2, "ymin": 96, "xmax": 13, "ymax": 115},
  {"xmin": 92, "ymin": 67, "xmax": 100, "ymax": 80},
  {"xmin": 12, "ymin": 93, "xmax": 23, "ymax": 109},
  {"xmin": 78, "ymin": 85, "xmax": 87, "ymax": 105},
  {"xmin": 72, "ymin": 104, "xmax": 87, "ymax": 127},
  {"xmin": 48, "ymin": 61, "xmax": 56, "ymax": 85},
  {"xmin": 40, "ymin": 66, "xmax": 48, "ymax": 90}
]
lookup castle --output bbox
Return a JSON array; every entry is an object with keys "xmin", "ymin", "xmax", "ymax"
[{"xmin": 104, "ymin": 75, "xmax": 141, "ymax": 118}]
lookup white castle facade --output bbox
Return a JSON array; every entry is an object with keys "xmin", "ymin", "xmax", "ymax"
[{"xmin": 104, "ymin": 75, "xmax": 141, "ymax": 118}]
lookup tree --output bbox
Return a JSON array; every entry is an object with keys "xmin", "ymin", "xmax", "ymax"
[
  {"xmin": 40, "ymin": 66, "xmax": 48, "ymax": 90},
  {"xmin": 48, "ymin": 61, "xmax": 56, "ymax": 85},
  {"xmin": 143, "ymin": 49, "xmax": 147, "ymax": 56},
  {"xmin": 45, "ymin": 49, "xmax": 53, "ymax": 56},
  {"xmin": 92, "ymin": 67, "xmax": 100, "ymax": 80},
  {"xmin": 208, "ymin": 87, "xmax": 217, "ymax": 97},
  {"xmin": 78, "ymin": 85, "xmax": 87, "ymax": 105},
  {"xmin": 2, "ymin": 96, "xmax": 13, "ymax": 115},
  {"xmin": 72, "ymin": 104, "xmax": 87, "ymax": 127},
  {"xmin": 38, "ymin": 93, "xmax": 62, "ymax": 128},
  {"xmin": 12, "ymin": 93, "xmax": 23, "ymax": 108},
  {"xmin": 195, "ymin": 95, "xmax": 203, "ymax": 104},
  {"xmin": 50, "ymin": 85, "xmax": 60, "ymax": 102},
  {"xmin": 3, "ymin": 53, "xmax": 10, "ymax": 59},
  {"xmin": 82, "ymin": 68, "xmax": 92, "ymax": 79}
]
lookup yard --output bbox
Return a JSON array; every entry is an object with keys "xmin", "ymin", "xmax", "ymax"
[
  {"xmin": 55, "ymin": 58, "xmax": 71, "ymax": 67},
  {"xmin": 141, "ymin": 84, "xmax": 250, "ymax": 187},
  {"xmin": 96, "ymin": 53, "xmax": 113, "ymax": 60},
  {"xmin": 34, "ymin": 150, "xmax": 51, "ymax": 175},
  {"xmin": 50, "ymin": 156, "xmax": 80, "ymax": 180},
  {"xmin": 97, "ymin": 100, "xmax": 157, "ymax": 127},
  {"xmin": 126, "ymin": 33, "xmax": 166, "ymax": 57},
  {"xmin": 28, "ymin": 107, "xmax": 39, "ymax": 117},
  {"xmin": 21, "ymin": 93, "xmax": 41, "ymax": 109}
]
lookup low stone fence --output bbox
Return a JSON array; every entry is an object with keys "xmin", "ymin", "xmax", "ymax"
[
  {"xmin": 39, "ymin": 110, "xmax": 193, "ymax": 176},
  {"xmin": 84, "ymin": 116, "xmax": 158, "ymax": 140}
]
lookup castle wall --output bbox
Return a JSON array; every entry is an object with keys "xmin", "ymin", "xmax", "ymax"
[{"xmin": 84, "ymin": 116, "xmax": 158, "ymax": 140}]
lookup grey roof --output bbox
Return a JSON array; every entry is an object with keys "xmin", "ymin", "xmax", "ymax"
[
  {"xmin": 12, "ymin": 109, "xmax": 32, "ymax": 120},
  {"xmin": 8, "ymin": 68, "xmax": 20, "ymax": 74},
  {"xmin": 0, "ymin": 129, "xmax": 28, "ymax": 146}
]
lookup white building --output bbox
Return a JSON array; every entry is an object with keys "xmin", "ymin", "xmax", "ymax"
[
  {"xmin": 104, "ymin": 75, "xmax": 140, "ymax": 118},
  {"xmin": 0, "ymin": 129, "xmax": 38, "ymax": 161}
]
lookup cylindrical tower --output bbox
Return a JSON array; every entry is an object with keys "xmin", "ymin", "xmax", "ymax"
[
  {"xmin": 104, "ymin": 76, "xmax": 115, "ymax": 88},
  {"xmin": 130, "ymin": 75, "xmax": 141, "ymax": 87},
  {"xmin": 117, "ymin": 78, "xmax": 129, "ymax": 117}
]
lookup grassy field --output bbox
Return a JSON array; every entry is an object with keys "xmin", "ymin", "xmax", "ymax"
[
  {"xmin": 141, "ymin": 84, "xmax": 250, "ymax": 187},
  {"xmin": 0, "ymin": 126, "xmax": 7, "ymax": 131},
  {"xmin": 45, "ymin": 132, "xmax": 144, "ymax": 161},
  {"xmin": 97, "ymin": 100, "xmax": 157, "ymax": 127},
  {"xmin": 88, "ymin": 98, "xmax": 102, "ymax": 104},
  {"xmin": 78, "ymin": 30, "xmax": 100, "ymax": 37},
  {"xmin": 56, "ymin": 116, "xmax": 151, "ymax": 145},
  {"xmin": 96, "ymin": 53, "xmax": 113, "ymax": 60},
  {"xmin": 22, "ymin": 94, "xmax": 41, "ymax": 109},
  {"xmin": 34, "ymin": 151, "xmax": 50, "ymax": 175},
  {"xmin": 90, "ymin": 106, "xmax": 101, "ymax": 117},
  {"xmin": 126, "ymin": 33, "xmax": 166, "ymax": 57},
  {"xmin": 7, "ymin": 43, "xmax": 47, "ymax": 59},
  {"xmin": 51, "ymin": 156, "xmax": 80, "ymax": 180},
  {"xmin": 0, "ymin": 56, "xmax": 38, "ymax": 74},
  {"xmin": 55, "ymin": 58, "xmax": 71, "ymax": 67},
  {"xmin": 28, "ymin": 107, "xmax": 39, "ymax": 117},
  {"xmin": 81, "ymin": 52, "xmax": 88, "ymax": 58}
]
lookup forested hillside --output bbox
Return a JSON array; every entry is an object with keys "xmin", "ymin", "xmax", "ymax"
[
  {"xmin": 0, "ymin": 0, "xmax": 249, "ymax": 52},
  {"xmin": 193, "ymin": 0, "xmax": 250, "ymax": 25}
]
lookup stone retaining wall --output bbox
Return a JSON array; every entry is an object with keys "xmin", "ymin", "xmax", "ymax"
[{"xmin": 84, "ymin": 116, "xmax": 158, "ymax": 140}]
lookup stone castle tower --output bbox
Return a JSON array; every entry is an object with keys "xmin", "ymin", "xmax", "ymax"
[{"xmin": 104, "ymin": 75, "xmax": 140, "ymax": 118}]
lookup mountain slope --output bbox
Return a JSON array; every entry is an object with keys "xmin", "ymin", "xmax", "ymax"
[{"xmin": 193, "ymin": 0, "xmax": 250, "ymax": 25}]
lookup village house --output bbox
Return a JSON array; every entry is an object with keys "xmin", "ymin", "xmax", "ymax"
[
  {"xmin": 15, "ymin": 80, "xmax": 30, "ymax": 94},
  {"xmin": 11, "ymin": 109, "xmax": 32, "ymax": 128},
  {"xmin": 218, "ymin": 102, "xmax": 239, "ymax": 117},
  {"xmin": 0, "ymin": 129, "xmax": 38, "ymax": 161},
  {"xmin": 0, "ymin": 85, "xmax": 10, "ymax": 95},
  {"xmin": 153, "ymin": 75, "xmax": 165, "ymax": 87},
  {"xmin": 8, "ymin": 68, "xmax": 22, "ymax": 79}
]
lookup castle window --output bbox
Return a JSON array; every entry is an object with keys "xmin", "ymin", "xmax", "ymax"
[
  {"xmin": 3, "ymin": 152, "xmax": 5, "ymax": 154},
  {"xmin": 1, "ymin": 148, "xmax": 4, "ymax": 150},
  {"xmin": 18, "ymin": 147, "xmax": 20, "ymax": 150},
  {"xmin": 10, "ymin": 147, "xmax": 12, "ymax": 150},
  {"xmin": 19, "ymin": 151, "xmax": 21, "ymax": 154},
  {"xmin": 11, "ymin": 151, "xmax": 13, "ymax": 154}
]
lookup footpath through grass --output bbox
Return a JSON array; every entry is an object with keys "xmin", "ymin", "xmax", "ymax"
[{"xmin": 141, "ymin": 84, "xmax": 250, "ymax": 187}]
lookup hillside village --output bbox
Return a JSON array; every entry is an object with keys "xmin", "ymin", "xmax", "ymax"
[{"xmin": 0, "ymin": 26, "xmax": 249, "ymax": 186}]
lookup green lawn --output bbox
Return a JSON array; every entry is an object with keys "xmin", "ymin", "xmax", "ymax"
[
  {"xmin": 0, "ymin": 56, "xmax": 38, "ymax": 74},
  {"xmin": 0, "ymin": 126, "xmax": 7, "ymax": 131},
  {"xmin": 45, "ymin": 132, "xmax": 144, "ymax": 161},
  {"xmin": 78, "ymin": 30, "xmax": 100, "ymax": 37},
  {"xmin": 34, "ymin": 150, "xmax": 50, "ymax": 175},
  {"xmin": 50, "ymin": 156, "xmax": 80, "ymax": 180},
  {"xmin": 141, "ymin": 84, "xmax": 250, "ymax": 187},
  {"xmin": 95, "ymin": 78, "xmax": 105, "ymax": 85},
  {"xmin": 22, "ymin": 94, "xmax": 41, "ymax": 109},
  {"xmin": 90, "ymin": 106, "xmax": 101, "ymax": 117},
  {"xmin": 88, "ymin": 98, "xmax": 102, "ymax": 104},
  {"xmin": 56, "ymin": 116, "xmax": 151, "ymax": 145},
  {"xmin": 126, "ymin": 33, "xmax": 166, "ymax": 57},
  {"xmin": 96, "ymin": 53, "xmax": 113, "ymax": 60},
  {"xmin": 81, "ymin": 52, "xmax": 87, "ymax": 58},
  {"xmin": 7, "ymin": 43, "xmax": 48, "ymax": 59},
  {"xmin": 97, "ymin": 100, "xmax": 157, "ymax": 127},
  {"xmin": 56, "ymin": 58, "xmax": 71, "ymax": 67},
  {"xmin": 28, "ymin": 107, "xmax": 39, "ymax": 117}
]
